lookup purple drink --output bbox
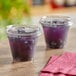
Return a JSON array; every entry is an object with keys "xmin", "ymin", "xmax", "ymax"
[
  {"xmin": 6, "ymin": 25, "xmax": 39, "ymax": 62},
  {"xmin": 40, "ymin": 16, "xmax": 71, "ymax": 49}
]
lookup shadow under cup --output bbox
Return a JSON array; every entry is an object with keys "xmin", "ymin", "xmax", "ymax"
[
  {"xmin": 40, "ymin": 16, "xmax": 71, "ymax": 49},
  {"xmin": 6, "ymin": 25, "xmax": 39, "ymax": 62}
]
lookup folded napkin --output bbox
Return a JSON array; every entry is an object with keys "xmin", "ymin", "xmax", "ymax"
[{"xmin": 40, "ymin": 52, "xmax": 76, "ymax": 76}]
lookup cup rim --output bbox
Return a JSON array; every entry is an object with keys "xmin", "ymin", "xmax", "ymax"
[
  {"xmin": 40, "ymin": 15, "xmax": 71, "ymax": 20},
  {"xmin": 6, "ymin": 25, "xmax": 41, "ymax": 37},
  {"xmin": 39, "ymin": 15, "xmax": 72, "ymax": 26}
]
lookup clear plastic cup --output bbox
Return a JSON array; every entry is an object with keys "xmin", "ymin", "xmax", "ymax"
[
  {"xmin": 40, "ymin": 16, "xmax": 72, "ymax": 49},
  {"xmin": 6, "ymin": 25, "xmax": 40, "ymax": 62}
]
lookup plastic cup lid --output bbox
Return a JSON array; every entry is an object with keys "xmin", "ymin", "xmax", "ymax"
[
  {"xmin": 40, "ymin": 16, "xmax": 72, "ymax": 26},
  {"xmin": 6, "ymin": 24, "xmax": 41, "ymax": 37}
]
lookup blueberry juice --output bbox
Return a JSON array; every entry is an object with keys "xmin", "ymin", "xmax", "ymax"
[
  {"xmin": 7, "ymin": 25, "xmax": 39, "ymax": 62},
  {"xmin": 40, "ymin": 16, "xmax": 71, "ymax": 49},
  {"xmin": 43, "ymin": 25, "xmax": 69, "ymax": 48}
]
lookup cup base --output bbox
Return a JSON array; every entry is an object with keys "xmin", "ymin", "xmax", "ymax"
[
  {"xmin": 12, "ymin": 58, "xmax": 32, "ymax": 63},
  {"xmin": 46, "ymin": 45, "xmax": 64, "ymax": 49}
]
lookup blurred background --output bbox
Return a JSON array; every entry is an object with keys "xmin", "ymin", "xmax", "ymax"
[{"xmin": 0, "ymin": 0, "xmax": 76, "ymax": 40}]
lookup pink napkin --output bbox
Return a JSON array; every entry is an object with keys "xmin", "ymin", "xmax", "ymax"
[{"xmin": 40, "ymin": 52, "xmax": 76, "ymax": 76}]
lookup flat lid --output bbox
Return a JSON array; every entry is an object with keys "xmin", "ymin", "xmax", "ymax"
[
  {"xmin": 6, "ymin": 25, "xmax": 41, "ymax": 37},
  {"xmin": 40, "ymin": 16, "xmax": 71, "ymax": 27}
]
